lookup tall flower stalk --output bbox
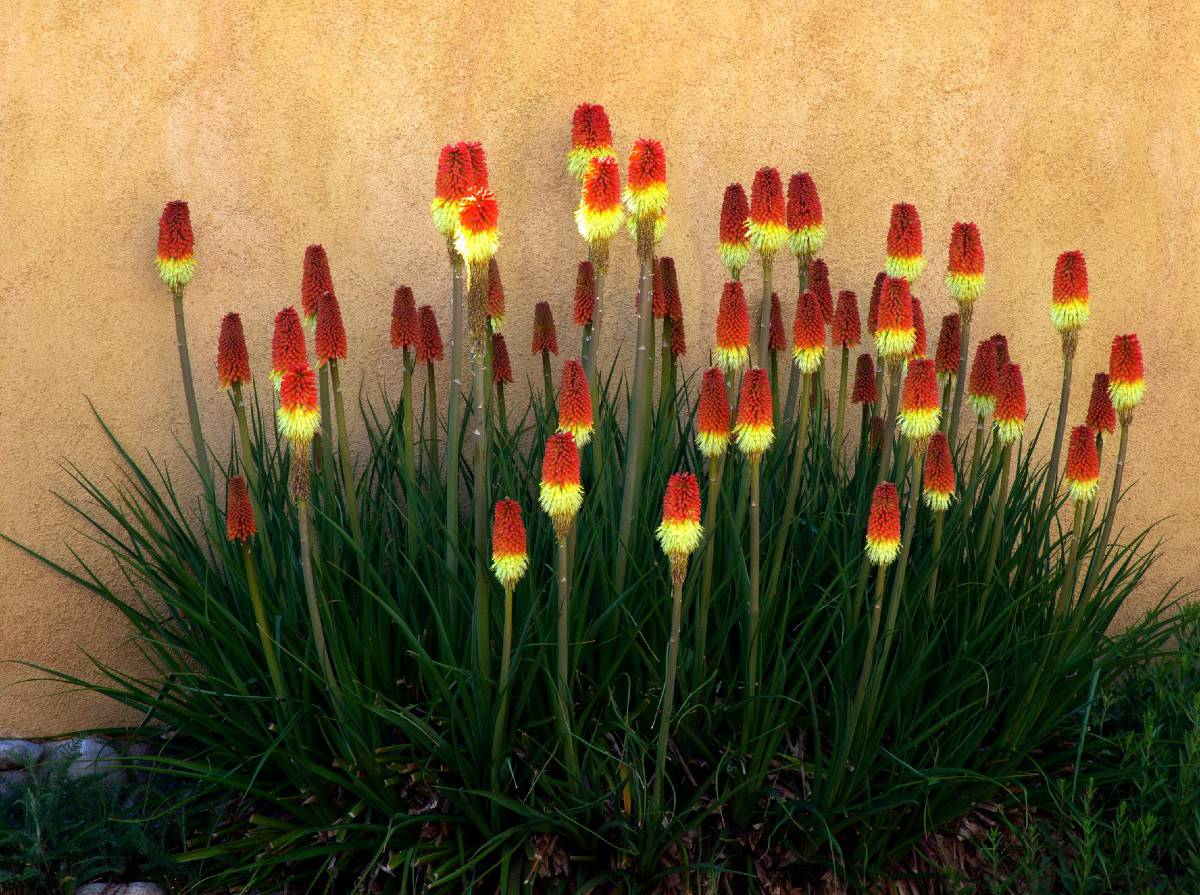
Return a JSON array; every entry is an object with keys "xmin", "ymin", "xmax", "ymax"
[
  {"xmin": 316, "ymin": 290, "xmax": 364, "ymax": 553},
  {"xmin": 1041, "ymin": 251, "xmax": 1090, "ymax": 508},
  {"xmin": 694, "ymin": 368, "xmax": 730, "ymax": 672},
  {"xmin": 392, "ymin": 286, "xmax": 420, "ymax": 485},
  {"xmin": 747, "ymin": 167, "xmax": 788, "ymax": 368},
  {"xmin": 873, "ymin": 275, "xmax": 918, "ymax": 485},
  {"xmin": 782, "ymin": 173, "xmax": 825, "ymax": 428},
  {"xmin": 934, "ymin": 312, "xmax": 962, "ymax": 434},
  {"xmin": 831, "ymin": 290, "xmax": 862, "ymax": 452},
  {"xmin": 983, "ymin": 363, "xmax": 1027, "ymax": 582},
  {"xmin": 965, "ymin": 338, "xmax": 999, "ymax": 488},
  {"xmin": 416, "ymin": 306, "xmax": 443, "ymax": 477},
  {"xmin": 615, "ymin": 137, "xmax": 668, "ymax": 596},
  {"xmin": 492, "ymin": 333, "xmax": 514, "ymax": 438},
  {"xmin": 653, "ymin": 473, "xmax": 702, "ymax": 813},
  {"xmin": 851, "ymin": 353, "xmax": 879, "ymax": 470},
  {"xmin": 1081, "ymin": 372, "xmax": 1117, "ymax": 537},
  {"xmin": 945, "ymin": 222, "xmax": 985, "ymax": 443},
  {"xmin": 226, "ymin": 475, "xmax": 284, "ymax": 701},
  {"xmin": 301, "ymin": 245, "xmax": 338, "ymax": 478},
  {"xmin": 490, "ymin": 499, "xmax": 529, "ymax": 789},
  {"xmin": 1057, "ymin": 425, "xmax": 1101, "ymax": 616},
  {"xmin": 533, "ymin": 302, "xmax": 560, "ymax": 425},
  {"xmin": 923, "ymin": 432, "xmax": 956, "ymax": 606}
]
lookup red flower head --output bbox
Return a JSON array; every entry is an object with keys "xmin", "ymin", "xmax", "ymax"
[
  {"xmin": 852, "ymin": 353, "xmax": 878, "ymax": 405},
  {"xmin": 431, "ymin": 143, "xmax": 476, "ymax": 237},
  {"xmin": 657, "ymin": 472, "xmax": 703, "ymax": 580},
  {"xmin": 217, "ymin": 312, "xmax": 251, "ymax": 390},
  {"xmin": 869, "ymin": 415, "xmax": 885, "ymax": 448},
  {"xmin": 966, "ymin": 339, "xmax": 999, "ymax": 417},
  {"xmin": 714, "ymin": 281, "xmax": 751, "ymax": 374},
  {"xmin": 277, "ymin": 365, "xmax": 320, "ymax": 445},
  {"xmin": 809, "ymin": 258, "xmax": 834, "ymax": 324},
  {"xmin": 391, "ymin": 286, "xmax": 418, "ymax": 350},
  {"xmin": 734, "ymin": 367, "xmax": 774, "ymax": 459},
  {"xmin": 923, "ymin": 432, "xmax": 956, "ymax": 511},
  {"xmin": 315, "ymin": 291, "xmax": 348, "ymax": 367},
  {"xmin": 492, "ymin": 332, "xmax": 513, "ymax": 385},
  {"xmin": 670, "ymin": 308, "xmax": 687, "ymax": 357},
  {"xmin": 719, "ymin": 183, "xmax": 751, "ymax": 278},
  {"xmin": 539, "ymin": 432, "xmax": 584, "ymax": 541},
  {"xmin": 455, "ymin": 189, "xmax": 500, "ymax": 264},
  {"xmin": 791, "ymin": 290, "xmax": 827, "ymax": 374},
  {"xmin": 557, "ymin": 359, "xmax": 594, "ymax": 446},
  {"xmin": 532, "ymin": 301, "xmax": 559, "ymax": 355},
  {"xmin": 465, "ymin": 141, "xmax": 489, "ymax": 190},
  {"xmin": 787, "ymin": 172, "xmax": 826, "ymax": 260},
  {"xmin": 1065, "ymin": 425, "xmax": 1101, "ymax": 503},
  {"xmin": 1108, "ymin": 333, "xmax": 1145, "ymax": 421},
  {"xmin": 1086, "ymin": 372, "xmax": 1116, "ymax": 435},
  {"xmin": 155, "ymin": 200, "xmax": 196, "ymax": 289},
  {"xmin": 934, "ymin": 313, "xmax": 962, "ymax": 384},
  {"xmin": 491, "ymin": 498, "xmax": 529, "ymax": 589},
  {"xmin": 747, "ymin": 166, "xmax": 788, "ymax": 257},
  {"xmin": 874, "ymin": 276, "xmax": 916, "ymax": 360},
  {"xmin": 225, "ymin": 475, "xmax": 256, "ymax": 542},
  {"xmin": 886, "ymin": 202, "xmax": 925, "ymax": 281},
  {"xmin": 416, "ymin": 305, "xmax": 443, "ymax": 363},
  {"xmin": 946, "ymin": 222, "xmax": 985, "ymax": 306},
  {"xmin": 990, "ymin": 333, "xmax": 1011, "ymax": 372},
  {"xmin": 487, "ymin": 257, "xmax": 505, "ymax": 331},
  {"xmin": 271, "ymin": 306, "xmax": 308, "ymax": 387},
  {"xmin": 646, "ymin": 258, "xmax": 667, "ymax": 318},
  {"xmin": 576, "ymin": 155, "xmax": 625, "ymax": 244},
  {"xmin": 568, "ymin": 103, "xmax": 616, "ymax": 180},
  {"xmin": 769, "ymin": 293, "xmax": 787, "ymax": 351},
  {"xmin": 574, "ymin": 260, "xmax": 596, "ymax": 326},
  {"xmin": 660, "ymin": 257, "xmax": 683, "ymax": 321},
  {"xmin": 909, "ymin": 293, "xmax": 928, "ymax": 360},
  {"xmin": 1050, "ymin": 250, "xmax": 1089, "ymax": 333},
  {"xmin": 865, "ymin": 482, "xmax": 902, "ymax": 565},
  {"xmin": 898, "ymin": 358, "xmax": 941, "ymax": 442},
  {"xmin": 624, "ymin": 138, "xmax": 668, "ymax": 219},
  {"xmin": 301, "ymin": 244, "xmax": 334, "ymax": 326},
  {"xmin": 994, "ymin": 363, "xmax": 1027, "ymax": 444},
  {"xmin": 867, "ymin": 271, "xmax": 885, "ymax": 336},
  {"xmin": 696, "ymin": 366, "xmax": 731, "ymax": 458},
  {"xmin": 832, "ymin": 291, "xmax": 861, "ymax": 349}
]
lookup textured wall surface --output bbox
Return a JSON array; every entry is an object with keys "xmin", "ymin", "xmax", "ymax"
[{"xmin": 2, "ymin": 1, "xmax": 1198, "ymax": 734}]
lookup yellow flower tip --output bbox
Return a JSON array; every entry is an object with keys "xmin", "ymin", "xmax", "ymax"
[
  {"xmin": 713, "ymin": 345, "xmax": 750, "ymax": 375},
  {"xmin": 719, "ymin": 242, "xmax": 751, "ymax": 279},
  {"xmin": 1068, "ymin": 476, "xmax": 1100, "ymax": 504},
  {"xmin": 276, "ymin": 404, "xmax": 320, "ymax": 445},
  {"xmin": 557, "ymin": 421, "xmax": 593, "ymax": 448},
  {"xmin": 946, "ymin": 271, "xmax": 985, "ymax": 305},
  {"xmin": 886, "ymin": 254, "xmax": 926, "ymax": 282},
  {"xmin": 746, "ymin": 220, "xmax": 790, "ymax": 257},
  {"xmin": 1049, "ymin": 299, "xmax": 1090, "ymax": 333},
  {"xmin": 567, "ymin": 144, "xmax": 617, "ymax": 181},
  {"xmin": 734, "ymin": 422, "xmax": 774, "ymax": 458},
  {"xmin": 491, "ymin": 552, "xmax": 530, "ymax": 590},
  {"xmin": 898, "ymin": 406, "xmax": 942, "ymax": 441},
  {"xmin": 874, "ymin": 327, "xmax": 917, "ymax": 359},
  {"xmin": 967, "ymin": 394, "xmax": 996, "ymax": 418},
  {"xmin": 155, "ymin": 256, "xmax": 196, "ymax": 290},
  {"xmin": 792, "ymin": 345, "xmax": 826, "ymax": 374},
  {"xmin": 1108, "ymin": 378, "xmax": 1145, "ymax": 414},
  {"xmin": 994, "ymin": 417, "xmax": 1025, "ymax": 445},
  {"xmin": 539, "ymin": 481, "xmax": 584, "ymax": 523},
  {"xmin": 923, "ymin": 489, "xmax": 953, "ymax": 513},
  {"xmin": 656, "ymin": 518, "xmax": 704, "ymax": 559},
  {"xmin": 695, "ymin": 430, "xmax": 730, "ymax": 459},
  {"xmin": 454, "ymin": 227, "xmax": 500, "ymax": 265},
  {"xmin": 789, "ymin": 224, "xmax": 827, "ymax": 261},
  {"xmin": 575, "ymin": 204, "xmax": 625, "ymax": 243},
  {"xmin": 490, "ymin": 314, "xmax": 505, "ymax": 333},
  {"xmin": 623, "ymin": 182, "xmax": 670, "ymax": 220},
  {"xmin": 430, "ymin": 197, "xmax": 462, "ymax": 238},
  {"xmin": 625, "ymin": 208, "xmax": 667, "ymax": 243},
  {"xmin": 865, "ymin": 535, "xmax": 901, "ymax": 566}
]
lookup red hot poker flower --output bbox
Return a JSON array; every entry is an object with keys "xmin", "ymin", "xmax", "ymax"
[
  {"xmin": 792, "ymin": 290, "xmax": 826, "ymax": 374},
  {"xmin": 714, "ymin": 281, "xmax": 751, "ymax": 374},
  {"xmin": 392, "ymin": 286, "xmax": 418, "ymax": 350},
  {"xmin": 747, "ymin": 166, "xmax": 788, "ymax": 257},
  {"xmin": 657, "ymin": 472, "xmax": 703, "ymax": 579},
  {"xmin": 867, "ymin": 271, "xmax": 885, "ymax": 336},
  {"xmin": 217, "ymin": 312, "xmax": 251, "ymax": 390},
  {"xmin": 1050, "ymin": 250, "xmax": 1089, "ymax": 333},
  {"xmin": 832, "ymin": 291, "xmax": 861, "ymax": 349},
  {"xmin": 574, "ymin": 260, "xmax": 596, "ymax": 326},
  {"xmin": 966, "ymin": 339, "xmax": 999, "ymax": 417},
  {"xmin": 155, "ymin": 200, "xmax": 196, "ymax": 289},
  {"xmin": 624, "ymin": 138, "xmax": 668, "ymax": 219},
  {"xmin": 734, "ymin": 368, "xmax": 774, "ymax": 458},
  {"xmin": 491, "ymin": 499, "xmax": 529, "ymax": 589},
  {"xmin": 465, "ymin": 141, "xmax": 489, "ymax": 190},
  {"xmin": 487, "ymin": 257, "xmax": 505, "ymax": 331},
  {"xmin": 1065, "ymin": 424, "xmax": 1101, "ymax": 503},
  {"xmin": 1108, "ymin": 333, "xmax": 1145, "ymax": 420},
  {"xmin": 670, "ymin": 309, "xmax": 687, "ymax": 357},
  {"xmin": 277, "ymin": 365, "xmax": 320, "ymax": 445},
  {"xmin": 910, "ymin": 293, "xmax": 928, "ymax": 360},
  {"xmin": 432, "ymin": 143, "xmax": 475, "ymax": 237},
  {"xmin": 568, "ymin": 103, "xmax": 616, "ymax": 180},
  {"xmin": 808, "ymin": 258, "xmax": 834, "ymax": 324},
  {"xmin": 898, "ymin": 358, "xmax": 941, "ymax": 441},
  {"xmin": 719, "ymin": 183, "xmax": 751, "ymax": 278},
  {"xmin": 935, "ymin": 313, "xmax": 962, "ymax": 383},
  {"xmin": 660, "ymin": 257, "xmax": 683, "ymax": 321},
  {"xmin": 946, "ymin": 222, "xmax": 985, "ymax": 305},
  {"xmin": 301, "ymin": 244, "xmax": 334, "ymax": 326},
  {"xmin": 492, "ymin": 333, "xmax": 513, "ymax": 385},
  {"xmin": 557, "ymin": 359, "xmax": 594, "ymax": 446},
  {"xmin": 852, "ymin": 353, "xmax": 878, "ymax": 405},
  {"xmin": 1086, "ymin": 372, "xmax": 1116, "ymax": 434},
  {"xmin": 271, "ymin": 306, "xmax": 307, "ymax": 387},
  {"xmin": 866, "ymin": 482, "xmax": 902, "ymax": 565},
  {"xmin": 532, "ymin": 302, "xmax": 559, "ymax": 355},
  {"xmin": 539, "ymin": 433, "xmax": 584, "ymax": 540},
  {"xmin": 991, "ymin": 333, "xmax": 1011, "ymax": 372},
  {"xmin": 787, "ymin": 172, "xmax": 826, "ymax": 260},
  {"xmin": 874, "ymin": 276, "xmax": 916, "ymax": 360},
  {"xmin": 226, "ymin": 475, "xmax": 256, "ymax": 542},
  {"xmin": 886, "ymin": 202, "xmax": 926, "ymax": 281},
  {"xmin": 416, "ymin": 305, "xmax": 443, "ymax": 363},
  {"xmin": 576, "ymin": 155, "xmax": 624, "ymax": 244},
  {"xmin": 994, "ymin": 363, "xmax": 1027, "ymax": 444},
  {"xmin": 769, "ymin": 293, "xmax": 787, "ymax": 351},
  {"xmin": 923, "ymin": 432, "xmax": 956, "ymax": 511},
  {"xmin": 455, "ymin": 189, "xmax": 500, "ymax": 264},
  {"xmin": 695, "ymin": 366, "xmax": 731, "ymax": 458},
  {"xmin": 315, "ymin": 291, "xmax": 348, "ymax": 367}
]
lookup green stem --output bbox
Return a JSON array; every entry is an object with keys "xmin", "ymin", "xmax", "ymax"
[
  {"xmin": 542, "ymin": 350, "xmax": 555, "ymax": 426},
  {"xmin": 170, "ymin": 286, "xmax": 215, "ymax": 515},
  {"xmin": 926, "ymin": 510, "xmax": 945, "ymax": 608},
  {"xmin": 766, "ymin": 373, "xmax": 812, "ymax": 599},
  {"xmin": 328, "ymin": 360, "xmax": 364, "ymax": 552},
  {"xmin": 1040, "ymin": 343, "xmax": 1075, "ymax": 511},
  {"xmin": 556, "ymin": 537, "xmax": 580, "ymax": 785},
  {"xmin": 847, "ymin": 567, "xmax": 888, "ymax": 754},
  {"xmin": 491, "ymin": 584, "xmax": 515, "ymax": 791},
  {"xmin": 747, "ymin": 459, "xmax": 762, "ymax": 704},
  {"xmin": 446, "ymin": 258, "xmax": 465, "ymax": 575},
  {"xmin": 402, "ymin": 348, "xmax": 417, "ymax": 484},
  {"xmin": 982, "ymin": 443, "xmax": 1014, "ymax": 583},
  {"xmin": 833, "ymin": 346, "xmax": 849, "ymax": 457},
  {"xmin": 1080, "ymin": 434, "xmax": 1104, "ymax": 539},
  {"xmin": 496, "ymin": 382, "xmax": 508, "ymax": 440},
  {"xmin": 875, "ymin": 362, "xmax": 903, "ymax": 487},
  {"xmin": 471, "ymin": 343, "xmax": 490, "ymax": 677},
  {"xmin": 1080, "ymin": 423, "xmax": 1131, "ymax": 604},
  {"xmin": 298, "ymin": 495, "xmax": 335, "ymax": 690},
  {"xmin": 231, "ymin": 383, "xmax": 275, "ymax": 575},
  {"xmin": 317, "ymin": 364, "xmax": 336, "ymax": 487},
  {"xmin": 781, "ymin": 260, "xmax": 809, "ymax": 431},
  {"xmin": 696, "ymin": 454, "xmax": 723, "ymax": 677},
  {"xmin": 757, "ymin": 258, "xmax": 773, "ymax": 369},
  {"xmin": 938, "ymin": 378, "xmax": 952, "ymax": 434},
  {"xmin": 1055, "ymin": 500, "xmax": 1086, "ymax": 619},
  {"xmin": 654, "ymin": 575, "xmax": 685, "ymax": 814},
  {"xmin": 241, "ymin": 541, "xmax": 285, "ymax": 701},
  {"xmin": 968, "ymin": 414, "xmax": 986, "ymax": 491},
  {"xmin": 425, "ymin": 361, "xmax": 439, "ymax": 489},
  {"xmin": 588, "ymin": 267, "xmax": 606, "ymax": 474},
  {"xmin": 947, "ymin": 308, "xmax": 971, "ymax": 445}
]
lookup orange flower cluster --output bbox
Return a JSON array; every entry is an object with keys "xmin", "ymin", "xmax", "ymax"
[
  {"xmin": 866, "ymin": 482, "xmax": 901, "ymax": 565},
  {"xmin": 576, "ymin": 155, "xmax": 625, "ymax": 245},
  {"xmin": 934, "ymin": 313, "xmax": 961, "ymax": 384},
  {"xmin": 734, "ymin": 368, "xmax": 774, "ymax": 459},
  {"xmin": 315, "ymin": 291, "xmax": 347, "ymax": 367},
  {"xmin": 714, "ymin": 282, "xmax": 751, "ymax": 374},
  {"xmin": 866, "ymin": 272, "xmax": 885, "ymax": 337},
  {"xmin": 271, "ymin": 306, "xmax": 307, "ymax": 388},
  {"xmin": 809, "ymin": 258, "xmax": 833, "ymax": 325},
  {"xmin": 431, "ymin": 142, "xmax": 477, "ymax": 237},
  {"xmin": 491, "ymin": 498, "xmax": 529, "ymax": 589},
  {"xmin": 539, "ymin": 433, "xmax": 583, "ymax": 541},
  {"xmin": 573, "ymin": 261, "xmax": 596, "ymax": 326},
  {"xmin": 492, "ymin": 333, "xmax": 514, "ymax": 385},
  {"xmin": 1050, "ymin": 250, "xmax": 1089, "ymax": 334},
  {"xmin": 874, "ymin": 276, "xmax": 916, "ymax": 360},
  {"xmin": 747, "ymin": 166, "xmax": 788, "ymax": 258},
  {"xmin": 391, "ymin": 286, "xmax": 418, "ymax": 350},
  {"xmin": 301, "ymin": 244, "xmax": 334, "ymax": 326},
  {"xmin": 886, "ymin": 203, "xmax": 925, "ymax": 282},
  {"xmin": 792, "ymin": 290, "xmax": 827, "ymax": 374},
  {"xmin": 769, "ymin": 293, "xmax": 787, "ymax": 352},
  {"xmin": 456, "ymin": 189, "xmax": 500, "ymax": 265},
  {"xmin": 1108, "ymin": 333, "xmax": 1145, "ymax": 422},
  {"xmin": 1086, "ymin": 372, "xmax": 1116, "ymax": 435},
  {"xmin": 909, "ymin": 293, "xmax": 927, "ymax": 360},
  {"xmin": 923, "ymin": 433, "xmax": 956, "ymax": 512},
  {"xmin": 695, "ymin": 367, "xmax": 731, "ymax": 459},
  {"xmin": 225, "ymin": 475, "xmax": 256, "ymax": 543},
  {"xmin": 832, "ymin": 291, "xmax": 861, "ymax": 349},
  {"xmin": 786, "ymin": 172, "xmax": 826, "ymax": 262},
  {"xmin": 155, "ymin": 200, "xmax": 196, "ymax": 289},
  {"xmin": 417, "ymin": 306, "xmax": 443, "ymax": 363},
  {"xmin": 217, "ymin": 313, "xmax": 251, "ymax": 390},
  {"xmin": 1065, "ymin": 425, "xmax": 1101, "ymax": 503},
  {"xmin": 532, "ymin": 302, "xmax": 559, "ymax": 355},
  {"xmin": 624, "ymin": 138, "xmax": 668, "ymax": 221},
  {"xmin": 994, "ymin": 363, "xmax": 1027, "ymax": 444},
  {"xmin": 277, "ymin": 366, "xmax": 320, "ymax": 445},
  {"xmin": 852, "ymin": 354, "xmax": 878, "ymax": 405},
  {"xmin": 946, "ymin": 222, "xmax": 985, "ymax": 306},
  {"xmin": 898, "ymin": 358, "xmax": 941, "ymax": 442},
  {"xmin": 657, "ymin": 472, "xmax": 703, "ymax": 582},
  {"xmin": 557, "ymin": 360, "xmax": 594, "ymax": 446},
  {"xmin": 966, "ymin": 339, "xmax": 999, "ymax": 417},
  {"xmin": 719, "ymin": 183, "xmax": 751, "ymax": 279},
  {"xmin": 487, "ymin": 258, "xmax": 505, "ymax": 331},
  {"xmin": 568, "ymin": 102, "xmax": 616, "ymax": 180}
]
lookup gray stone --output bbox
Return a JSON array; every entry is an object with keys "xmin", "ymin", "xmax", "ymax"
[
  {"xmin": 42, "ymin": 737, "xmax": 125, "ymax": 786},
  {"xmin": 0, "ymin": 738, "xmax": 43, "ymax": 769},
  {"xmin": 76, "ymin": 885, "xmax": 165, "ymax": 895},
  {"xmin": 0, "ymin": 768, "xmax": 27, "ymax": 797}
]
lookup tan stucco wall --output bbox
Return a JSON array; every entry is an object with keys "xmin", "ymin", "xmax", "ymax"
[{"xmin": 2, "ymin": 1, "xmax": 1198, "ymax": 735}]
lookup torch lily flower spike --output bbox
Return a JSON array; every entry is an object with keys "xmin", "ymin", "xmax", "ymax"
[
  {"xmin": 277, "ymin": 366, "xmax": 320, "ymax": 446},
  {"xmin": 865, "ymin": 482, "xmax": 902, "ymax": 566},
  {"xmin": 301, "ymin": 244, "xmax": 335, "ymax": 327},
  {"xmin": 576, "ymin": 155, "xmax": 625, "ymax": 249},
  {"xmin": 540, "ymin": 432, "xmax": 584, "ymax": 542},
  {"xmin": 1050, "ymin": 250, "xmax": 1090, "ymax": 334},
  {"xmin": 792, "ymin": 291, "xmax": 827, "ymax": 374},
  {"xmin": 719, "ymin": 183, "xmax": 751, "ymax": 280},
  {"xmin": 886, "ymin": 202, "xmax": 925, "ymax": 282},
  {"xmin": 491, "ymin": 499, "xmax": 529, "ymax": 590},
  {"xmin": 567, "ymin": 102, "xmax": 616, "ymax": 180},
  {"xmin": 874, "ymin": 277, "xmax": 917, "ymax": 361},
  {"xmin": 1108, "ymin": 333, "xmax": 1146, "ymax": 423},
  {"xmin": 557, "ymin": 359, "xmax": 594, "ymax": 446},
  {"xmin": 898, "ymin": 358, "xmax": 941, "ymax": 443},
  {"xmin": 217, "ymin": 313, "xmax": 251, "ymax": 391},
  {"xmin": 787, "ymin": 172, "xmax": 826, "ymax": 263},
  {"xmin": 271, "ymin": 306, "xmax": 308, "ymax": 388},
  {"xmin": 487, "ymin": 257, "xmax": 505, "ymax": 332},
  {"xmin": 747, "ymin": 167, "xmax": 789, "ymax": 259},
  {"xmin": 391, "ymin": 286, "xmax": 418, "ymax": 350},
  {"xmin": 734, "ymin": 368, "xmax": 774, "ymax": 459},
  {"xmin": 431, "ymin": 142, "xmax": 476, "ymax": 239},
  {"xmin": 946, "ymin": 222, "xmax": 985, "ymax": 306},
  {"xmin": 715, "ymin": 281, "xmax": 751, "ymax": 375},
  {"xmin": 1065, "ymin": 425, "xmax": 1101, "ymax": 503},
  {"xmin": 696, "ymin": 367, "xmax": 731, "ymax": 459},
  {"xmin": 155, "ymin": 200, "xmax": 196, "ymax": 290},
  {"xmin": 935, "ymin": 314, "xmax": 962, "ymax": 385},
  {"xmin": 1087, "ymin": 372, "xmax": 1117, "ymax": 435},
  {"xmin": 852, "ymin": 354, "xmax": 878, "ymax": 406}
]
